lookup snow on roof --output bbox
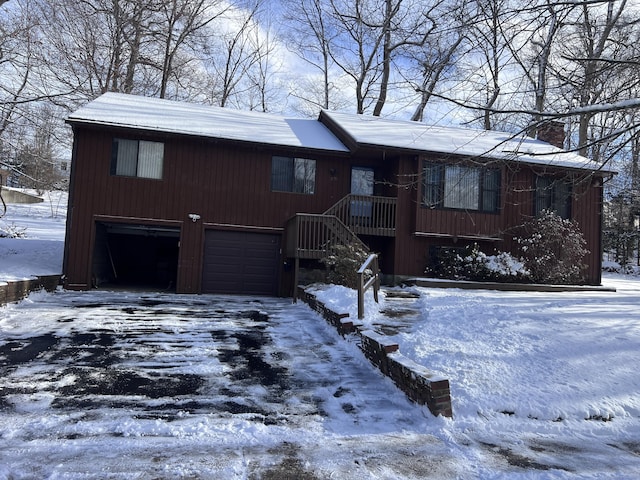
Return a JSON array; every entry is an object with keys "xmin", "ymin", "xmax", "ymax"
[
  {"xmin": 67, "ymin": 92, "xmax": 349, "ymax": 154},
  {"xmin": 68, "ymin": 93, "xmax": 612, "ymax": 174},
  {"xmin": 321, "ymin": 110, "xmax": 611, "ymax": 173}
]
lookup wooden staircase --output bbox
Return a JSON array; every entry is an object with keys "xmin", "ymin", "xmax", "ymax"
[
  {"xmin": 284, "ymin": 194, "xmax": 397, "ymax": 261},
  {"xmin": 285, "ymin": 195, "xmax": 396, "ymax": 298}
]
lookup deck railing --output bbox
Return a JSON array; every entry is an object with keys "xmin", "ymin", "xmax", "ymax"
[
  {"xmin": 284, "ymin": 213, "xmax": 367, "ymax": 260},
  {"xmin": 324, "ymin": 194, "xmax": 396, "ymax": 237}
]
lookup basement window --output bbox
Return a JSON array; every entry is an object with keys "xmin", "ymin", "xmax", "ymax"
[{"xmin": 111, "ymin": 138, "xmax": 164, "ymax": 180}]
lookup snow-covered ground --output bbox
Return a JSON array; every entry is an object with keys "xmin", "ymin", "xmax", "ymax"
[
  {"xmin": 1, "ymin": 190, "xmax": 640, "ymax": 478},
  {"xmin": 0, "ymin": 190, "xmax": 66, "ymax": 281}
]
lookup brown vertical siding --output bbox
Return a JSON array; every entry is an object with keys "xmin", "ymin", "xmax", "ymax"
[
  {"xmin": 572, "ymin": 176, "xmax": 603, "ymax": 284},
  {"xmin": 64, "ymin": 124, "xmax": 606, "ymax": 292},
  {"xmin": 64, "ymin": 126, "xmax": 350, "ymax": 292},
  {"xmin": 501, "ymin": 167, "xmax": 603, "ymax": 285},
  {"xmin": 390, "ymin": 158, "xmax": 604, "ymax": 285}
]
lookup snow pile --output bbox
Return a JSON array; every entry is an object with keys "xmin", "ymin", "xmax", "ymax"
[
  {"xmin": 603, "ymin": 259, "xmax": 640, "ymax": 276},
  {"xmin": 486, "ymin": 252, "xmax": 528, "ymax": 276}
]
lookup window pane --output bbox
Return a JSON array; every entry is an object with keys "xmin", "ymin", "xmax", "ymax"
[
  {"xmin": 271, "ymin": 156, "xmax": 293, "ymax": 192},
  {"xmin": 351, "ymin": 167, "xmax": 374, "ymax": 196},
  {"xmin": 482, "ymin": 169, "xmax": 500, "ymax": 212},
  {"xmin": 535, "ymin": 177, "xmax": 571, "ymax": 219},
  {"xmin": 554, "ymin": 181, "xmax": 572, "ymax": 219},
  {"xmin": 115, "ymin": 139, "xmax": 138, "ymax": 176},
  {"xmin": 137, "ymin": 141, "xmax": 164, "ymax": 179},
  {"xmin": 535, "ymin": 177, "xmax": 554, "ymax": 215},
  {"xmin": 294, "ymin": 158, "xmax": 315, "ymax": 194},
  {"xmin": 422, "ymin": 163, "xmax": 442, "ymax": 207},
  {"xmin": 350, "ymin": 167, "xmax": 374, "ymax": 217},
  {"xmin": 444, "ymin": 165, "xmax": 479, "ymax": 210},
  {"xmin": 271, "ymin": 156, "xmax": 315, "ymax": 194}
]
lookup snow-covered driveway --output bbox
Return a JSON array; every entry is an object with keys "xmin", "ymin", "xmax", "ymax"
[
  {"xmin": 0, "ymin": 290, "xmax": 458, "ymax": 479},
  {"xmin": 3, "ymin": 286, "xmax": 640, "ymax": 479}
]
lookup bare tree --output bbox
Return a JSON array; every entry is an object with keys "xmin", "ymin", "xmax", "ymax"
[
  {"xmin": 282, "ymin": 0, "xmax": 335, "ymax": 110},
  {"xmin": 244, "ymin": 15, "xmax": 283, "ymax": 112},
  {"xmin": 324, "ymin": 0, "xmax": 442, "ymax": 115},
  {"xmin": 37, "ymin": 0, "xmax": 153, "ymax": 98},
  {"xmin": 371, "ymin": 0, "xmax": 441, "ymax": 116},
  {"xmin": 323, "ymin": 0, "xmax": 383, "ymax": 114},
  {"xmin": 408, "ymin": 0, "xmax": 469, "ymax": 122},
  {"xmin": 463, "ymin": 0, "xmax": 516, "ymax": 130},
  {"xmin": 201, "ymin": 2, "xmax": 275, "ymax": 109},
  {"xmin": 502, "ymin": 0, "xmax": 573, "ymax": 139},
  {"xmin": 150, "ymin": 0, "xmax": 227, "ymax": 99},
  {"xmin": 10, "ymin": 104, "xmax": 66, "ymax": 192},
  {"xmin": 0, "ymin": 0, "xmax": 46, "ymax": 165},
  {"xmin": 557, "ymin": 0, "xmax": 638, "ymax": 156}
]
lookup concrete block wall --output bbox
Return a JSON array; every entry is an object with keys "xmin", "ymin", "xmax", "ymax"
[
  {"xmin": 298, "ymin": 287, "xmax": 453, "ymax": 418},
  {"xmin": 0, "ymin": 275, "xmax": 61, "ymax": 306}
]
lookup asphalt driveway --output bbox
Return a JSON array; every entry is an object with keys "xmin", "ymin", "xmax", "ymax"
[
  {"xmin": 1, "ymin": 295, "xmax": 294, "ymax": 421},
  {"xmin": 0, "ymin": 290, "xmax": 457, "ymax": 479}
]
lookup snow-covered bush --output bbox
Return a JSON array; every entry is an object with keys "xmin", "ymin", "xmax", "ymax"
[
  {"xmin": 602, "ymin": 260, "xmax": 640, "ymax": 275},
  {"xmin": 516, "ymin": 210, "xmax": 589, "ymax": 285},
  {"xmin": 427, "ymin": 243, "xmax": 529, "ymax": 282},
  {"xmin": 320, "ymin": 243, "xmax": 371, "ymax": 289},
  {"xmin": 0, "ymin": 222, "xmax": 27, "ymax": 238}
]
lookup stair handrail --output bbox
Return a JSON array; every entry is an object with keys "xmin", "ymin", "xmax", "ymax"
[
  {"xmin": 285, "ymin": 213, "xmax": 367, "ymax": 259},
  {"xmin": 324, "ymin": 194, "xmax": 397, "ymax": 236}
]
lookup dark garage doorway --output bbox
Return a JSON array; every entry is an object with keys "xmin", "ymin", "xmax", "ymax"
[
  {"xmin": 93, "ymin": 222, "xmax": 180, "ymax": 290},
  {"xmin": 202, "ymin": 230, "xmax": 281, "ymax": 296}
]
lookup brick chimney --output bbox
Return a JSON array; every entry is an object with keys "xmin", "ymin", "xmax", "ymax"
[{"xmin": 537, "ymin": 121, "xmax": 565, "ymax": 149}]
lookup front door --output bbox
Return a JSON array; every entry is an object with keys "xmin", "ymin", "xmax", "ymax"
[{"xmin": 350, "ymin": 167, "xmax": 374, "ymax": 221}]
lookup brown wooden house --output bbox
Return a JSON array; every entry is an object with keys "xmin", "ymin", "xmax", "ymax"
[{"xmin": 63, "ymin": 93, "xmax": 611, "ymax": 296}]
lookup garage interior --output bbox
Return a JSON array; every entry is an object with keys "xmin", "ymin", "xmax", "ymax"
[{"xmin": 92, "ymin": 222, "xmax": 180, "ymax": 290}]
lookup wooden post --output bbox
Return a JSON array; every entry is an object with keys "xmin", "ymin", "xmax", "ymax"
[
  {"xmin": 293, "ymin": 257, "xmax": 299, "ymax": 303},
  {"xmin": 357, "ymin": 253, "xmax": 379, "ymax": 319},
  {"xmin": 358, "ymin": 270, "xmax": 365, "ymax": 319}
]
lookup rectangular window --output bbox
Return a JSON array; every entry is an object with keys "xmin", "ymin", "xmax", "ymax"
[
  {"xmin": 444, "ymin": 165, "xmax": 480, "ymax": 210},
  {"xmin": 111, "ymin": 139, "xmax": 164, "ymax": 179},
  {"xmin": 271, "ymin": 156, "xmax": 316, "ymax": 194},
  {"xmin": 535, "ymin": 176, "xmax": 572, "ymax": 219},
  {"xmin": 422, "ymin": 162, "xmax": 500, "ymax": 212},
  {"xmin": 482, "ymin": 169, "xmax": 501, "ymax": 213},
  {"xmin": 423, "ymin": 162, "xmax": 443, "ymax": 208}
]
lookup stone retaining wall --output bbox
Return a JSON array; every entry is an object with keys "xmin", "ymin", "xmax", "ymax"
[
  {"xmin": 298, "ymin": 287, "xmax": 453, "ymax": 418},
  {"xmin": 0, "ymin": 275, "xmax": 61, "ymax": 306}
]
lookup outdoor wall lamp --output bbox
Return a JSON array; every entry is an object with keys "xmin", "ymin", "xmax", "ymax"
[{"xmin": 188, "ymin": 213, "xmax": 201, "ymax": 222}]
